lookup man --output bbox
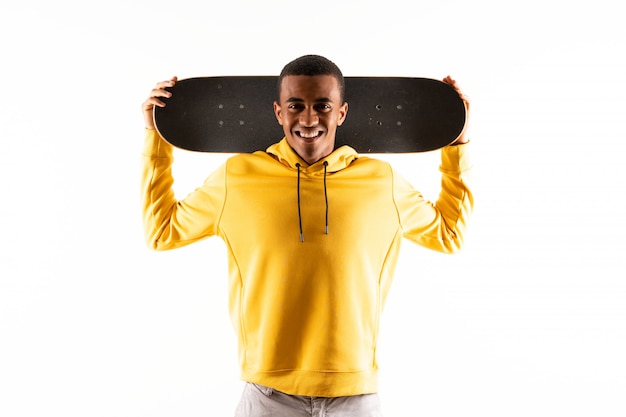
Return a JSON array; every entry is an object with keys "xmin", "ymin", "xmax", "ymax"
[{"xmin": 141, "ymin": 55, "xmax": 473, "ymax": 416}]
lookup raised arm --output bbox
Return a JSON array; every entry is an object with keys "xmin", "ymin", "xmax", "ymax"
[
  {"xmin": 395, "ymin": 75, "xmax": 473, "ymax": 253},
  {"xmin": 139, "ymin": 77, "xmax": 226, "ymax": 250}
]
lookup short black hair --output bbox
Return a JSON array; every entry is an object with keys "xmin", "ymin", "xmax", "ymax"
[{"xmin": 277, "ymin": 55, "xmax": 345, "ymax": 103}]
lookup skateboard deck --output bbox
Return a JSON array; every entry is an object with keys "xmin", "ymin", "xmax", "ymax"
[{"xmin": 153, "ymin": 76, "xmax": 466, "ymax": 153}]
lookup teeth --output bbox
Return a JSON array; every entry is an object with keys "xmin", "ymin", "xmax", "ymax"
[{"xmin": 299, "ymin": 131, "xmax": 320, "ymax": 138}]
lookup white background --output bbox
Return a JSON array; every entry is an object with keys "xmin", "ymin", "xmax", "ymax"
[{"xmin": 1, "ymin": 1, "xmax": 624, "ymax": 416}]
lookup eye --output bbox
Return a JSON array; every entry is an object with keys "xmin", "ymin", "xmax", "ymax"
[
  {"xmin": 288, "ymin": 103, "xmax": 304, "ymax": 111},
  {"xmin": 315, "ymin": 103, "xmax": 332, "ymax": 112}
]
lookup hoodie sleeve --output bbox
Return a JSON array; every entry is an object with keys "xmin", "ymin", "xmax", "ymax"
[
  {"xmin": 140, "ymin": 129, "xmax": 227, "ymax": 250},
  {"xmin": 394, "ymin": 143, "xmax": 473, "ymax": 253}
]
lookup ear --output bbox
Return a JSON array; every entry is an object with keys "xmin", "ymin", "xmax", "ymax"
[
  {"xmin": 337, "ymin": 102, "xmax": 348, "ymax": 126},
  {"xmin": 273, "ymin": 101, "xmax": 283, "ymax": 126}
]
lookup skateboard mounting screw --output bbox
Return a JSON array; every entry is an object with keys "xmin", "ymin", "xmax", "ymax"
[
  {"xmin": 239, "ymin": 121, "xmax": 245, "ymax": 125},
  {"xmin": 375, "ymin": 104, "xmax": 382, "ymax": 110},
  {"xmin": 396, "ymin": 105, "xmax": 403, "ymax": 110},
  {"xmin": 218, "ymin": 121, "xmax": 224, "ymax": 127},
  {"xmin": 218, "ymin": 104, "xmax": 224, "ymax": 109},
  {"xmin": 239, "ymin": 104, "xmax": 245, "ymax": 109}
]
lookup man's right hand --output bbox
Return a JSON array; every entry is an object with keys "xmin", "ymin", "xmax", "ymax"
[{"xmin": 141, "ymin": 77, "xmax": 178, "ymax": 130}]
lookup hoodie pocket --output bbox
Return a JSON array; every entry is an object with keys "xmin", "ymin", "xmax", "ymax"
[{"xmin": 251, "ymin": 383, "xmax": 274, "ymax": 397}]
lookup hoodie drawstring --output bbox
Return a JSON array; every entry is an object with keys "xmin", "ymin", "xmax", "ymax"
[
  {"xmin": 296, "ymin": 163, "xmax": 304, "ymax": 242},
  {"xmin": 323, "ymin": 161, "xmax": 329, "ymax": 235},
  {"xmin": 295, "ymin": 161, "xmax": 330, "ymax": 242}
]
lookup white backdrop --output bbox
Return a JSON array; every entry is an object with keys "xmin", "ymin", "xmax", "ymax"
[{"xmin": 1, "ymin": 1, "xmax": 624, "ymax": 416}]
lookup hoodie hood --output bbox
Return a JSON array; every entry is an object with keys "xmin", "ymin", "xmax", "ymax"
[
  {"xmin": 265, "ymin": 138, "xmax": 359, "ymax": 242},
  {"xmin": 266, "ymin": 138, "xmax": 359, "ymax": 175}
]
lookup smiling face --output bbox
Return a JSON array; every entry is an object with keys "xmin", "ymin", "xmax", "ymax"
[{"xmin": 274, "ymin": 75, "xmax": 348, "ymax": 165}]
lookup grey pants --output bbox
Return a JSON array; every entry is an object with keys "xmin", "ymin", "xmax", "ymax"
[{"xmin": 235, "ymin": 383, "xmax": 384, "ymax": 417}]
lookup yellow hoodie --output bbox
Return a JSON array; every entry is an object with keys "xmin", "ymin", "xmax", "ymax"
[{"xmin": 141, "ymin": 129, "xmax": 473, "ymax": 397}]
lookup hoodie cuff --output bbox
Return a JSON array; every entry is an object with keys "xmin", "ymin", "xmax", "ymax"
[
  {"xmin": 143, "ymin": 128, "xmax": 174, "ymax": 159},
  {"xmin": 441, "ymin": 142, "xmax": 472, "ymax": 173}
]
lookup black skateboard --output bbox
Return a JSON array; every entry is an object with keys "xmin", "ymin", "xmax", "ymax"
[{"xmin": 153, "ymin": 76, "xmax": 466, "ymax": 153}]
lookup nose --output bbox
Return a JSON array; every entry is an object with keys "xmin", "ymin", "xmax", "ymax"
[{"xmin": 299, "ymin": 107, "xmax": 319, "ymax": 127}]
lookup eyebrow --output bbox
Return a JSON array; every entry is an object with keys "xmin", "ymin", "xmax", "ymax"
[{"xmin": 285, "ymin": 97, "xmax": 333, "ymax": 103}]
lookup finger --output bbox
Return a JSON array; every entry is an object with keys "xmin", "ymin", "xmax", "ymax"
[
  {"xmin": 142, "ymin": 96, "xmax": 167, "ymax": 112},
  {"xmin": 150, "ymin": 87, "xmax": 172, "ymax": 99},
  {"xmin": 443, "ymin": 75, "xmax": 470, "ymax": 105},
  {"xmin": 442, "ymin": 75, "xmax": 460, "ymax": 90},
  {"xmin": 144, "ymin": 77, "xmax": 178, "ymax": 112},
  {"xmin": 155, "ymin": 76, "xmax": 178, "ymax": 90},
  {"xmin": 149, "ymin": 77, "xmax": 178, "ymax": 98}
]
